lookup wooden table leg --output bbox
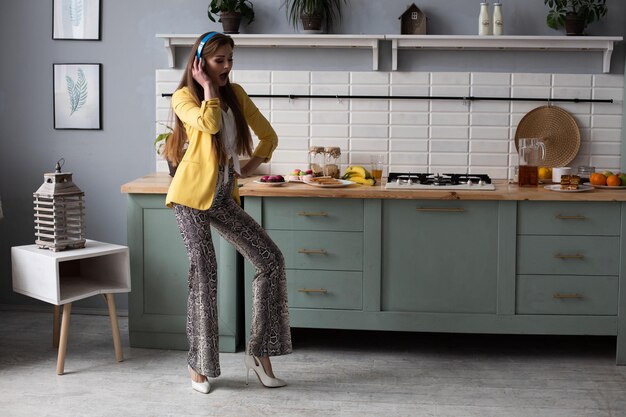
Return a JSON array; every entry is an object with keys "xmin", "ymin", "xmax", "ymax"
[
  {"xmin": 56, "ymin": 303, "xmax": 72, "ymax": 375},
  {"xmin": 53, "ymin": 305, "xmax": 61, "ymax": 348},
  {"xmin": 105, "ymin": 293, "xmax": 123, "ymax": 362}
]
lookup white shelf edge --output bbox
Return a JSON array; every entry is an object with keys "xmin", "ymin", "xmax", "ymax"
[
  {"xmin": 156, "ymin": 34, "xmax": 384, "ymax": 70},
  {"xmin": 386, "ymin": 35, "xmax": 623, "ymax": 73},
  {"xmin": 156, "ymin": 34, "xmax": 622, "ymax": 73}
]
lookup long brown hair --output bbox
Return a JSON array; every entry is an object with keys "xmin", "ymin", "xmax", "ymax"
[{"xmin": 163, "ymin": 32, "xmax": 253, "ymax": 166}]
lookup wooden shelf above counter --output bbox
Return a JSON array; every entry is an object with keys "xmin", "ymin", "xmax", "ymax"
[
  {"xmin": 121, "ymin": 173, "xmax": 626, "ymax": 201},
  {"xmin": 156, "ymin": 34, "xmax": 622, "ymax": 73},
  {"xmin": 156, "ymin": 34, "xmax": 384, "ymax": 70},
  {"xmin": 386, "ymin": 35, "xmax": 622, "ymax": 73}
]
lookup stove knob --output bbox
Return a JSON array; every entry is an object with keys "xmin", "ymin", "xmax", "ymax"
[
  {"xmin": 478, "ymin": 179, "xmax": 486, "ymax": 186},
  {"xmin": 466, "ymin": 180, "xmax": 473, "ymax": 187}
]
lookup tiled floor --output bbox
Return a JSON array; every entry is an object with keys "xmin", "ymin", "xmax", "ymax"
[{"xmin": 1, "ymin": 310, "xmax": 625, "ymax": 417}]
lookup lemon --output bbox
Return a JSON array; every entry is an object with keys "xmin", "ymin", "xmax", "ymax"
[{"xmin": 538, "ymin": 167, "xmax": 552, "ymax": 180}]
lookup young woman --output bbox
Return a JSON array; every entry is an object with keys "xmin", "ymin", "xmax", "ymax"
[{"xmin": 163, "ymin": 32, "xmax": 292, "ymax": 394}]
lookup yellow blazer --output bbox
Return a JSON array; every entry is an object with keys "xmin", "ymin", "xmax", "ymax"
[{"xmin": 165, "ymin": 84, "xmax": 278, "ymax": 210}]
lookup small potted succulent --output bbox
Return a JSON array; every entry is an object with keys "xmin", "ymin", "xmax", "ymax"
[
  {"xmin": 282, "ymin": 0, "xmax": 349, "ymax": 33},
  {"xmin": 544, "ymin": 0, "xmax": 607, "ymax": 35},
  {"xmin": 208, "ymin": 0, "xmax": 255, "ymax": 34}
]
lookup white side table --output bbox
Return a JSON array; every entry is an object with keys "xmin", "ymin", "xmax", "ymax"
[{"xmin": 11, "ymin": 240, "xmax": 131, "ymax": 375}]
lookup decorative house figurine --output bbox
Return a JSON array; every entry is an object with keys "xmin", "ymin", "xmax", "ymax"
[
  {"xmin": 399, "ymin": 3, "xmax": 427, "ymax": 35},
  {"xmin": 33, "ymin": 159, "xmax": 86, "ymax": 251}
]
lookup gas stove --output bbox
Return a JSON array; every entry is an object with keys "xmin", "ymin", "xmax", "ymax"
[{"xmin": 385, "ymin": 173, "xmax": 496, "ymax": 190}]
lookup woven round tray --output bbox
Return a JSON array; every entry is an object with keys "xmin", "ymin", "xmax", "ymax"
[{"xmin": 514, "ymin": 105, "xmax": 580, "ymax": 168}]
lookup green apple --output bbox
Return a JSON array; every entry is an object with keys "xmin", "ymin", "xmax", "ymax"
[
  {"xmin": 619, "ymin": 173, "xmax": 626, "ymax": 186},
  {"xmin": 603, "ymin": 170, "xmax": 614, "ymax": 177}
]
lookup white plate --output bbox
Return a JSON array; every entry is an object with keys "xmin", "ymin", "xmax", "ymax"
[
  {"xmin": 583, "ymin": 182, "xmax": 626, "ymax": 189},
  {"xmin": 544, "ymin": 184, "xmax": 594, "ymax": 193},
  {"xmin": 303, "ymin": 179, "xmax": 354, "ymax": 188},
  {"xmin": 253, "ymin": 180, "xmax": 286, "ymax": 187}
]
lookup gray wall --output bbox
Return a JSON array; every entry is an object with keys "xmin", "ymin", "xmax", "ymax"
[{"xmin": 1, "ymin": 0, "xmax": 624, "ymax": 311}]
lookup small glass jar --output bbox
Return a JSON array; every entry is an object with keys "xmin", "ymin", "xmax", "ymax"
[
  {"xmin": 577, "ymin": 165, "xmax": 595, "ymax": 184},
  {"xmin": 323, "ymin": 147, "xmax": 341, "ymax": 179},
  {"xmin": 308, "ymin": 146, "xmax": 325, "ymax": 176}
]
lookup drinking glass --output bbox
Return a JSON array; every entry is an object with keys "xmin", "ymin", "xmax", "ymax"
[{"xmin": 370, "ymin": 154, "xmax": 384, "ymax": 181}]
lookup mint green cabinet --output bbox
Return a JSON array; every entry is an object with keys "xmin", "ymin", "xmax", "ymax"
[
  {"xmin": 126, "ymin": 194, "xmax": 241, "ymax": 352},
  {"xmin": 240, "ymin": 197, "xmax": 625, "ymax": 364},
  {"xmin": 382, "ymin": 200, "xmax": 499, "ymax": 313}
]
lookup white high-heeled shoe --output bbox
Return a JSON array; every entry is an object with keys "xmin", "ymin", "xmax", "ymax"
[
  {"xmin": 244, "ymin": 353, "xmax": 287, "ymax": 388},
  {"xmin": 188, "ymin": 365, "xmax": 210, "ymax": 394}
]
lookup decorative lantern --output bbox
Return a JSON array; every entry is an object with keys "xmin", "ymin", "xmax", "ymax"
[{"xmin": 33, "ymin": 159, "xmax": 86, "ymax": 251}]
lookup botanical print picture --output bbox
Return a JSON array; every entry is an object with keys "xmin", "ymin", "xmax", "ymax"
[
  {"xmin": 53, "ymin": 0, "xmax": 101, "ymax": 40},
  {"xmin": 53, "ymin": 64, "xmax": 102, "ymax": 130}
]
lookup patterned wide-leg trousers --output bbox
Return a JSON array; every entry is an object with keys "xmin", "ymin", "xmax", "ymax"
[{"xmin": 172, "ymin": 169, "xmax": 292, "ymax": 378}]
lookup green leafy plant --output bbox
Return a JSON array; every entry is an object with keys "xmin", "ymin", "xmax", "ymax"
[
  {"xmin": 544, "ymin": 0, "xmax": 607, "ymax": 29},
  {"xmin": 282, "ymin": 0, "xmax": 349, "ymax": 30},
  {"xmin": 208, "ymin": 0, "xmax": 255, "ymax": 24},
  {"xmin": 154, "ymin": 123, "xmax": 173, "ymax": 156}
]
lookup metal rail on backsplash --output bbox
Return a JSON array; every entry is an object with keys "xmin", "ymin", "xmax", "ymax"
[{"xmin": 160, "ymin": 93, "xmax": 614, "ymax": 103}]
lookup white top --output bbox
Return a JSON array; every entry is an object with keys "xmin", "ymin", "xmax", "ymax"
[{"xmin": 220, "ymin": 107, "xmax": 241, "ymax": 184}]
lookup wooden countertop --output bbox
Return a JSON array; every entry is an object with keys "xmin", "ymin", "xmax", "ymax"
[{"xmin": 121, "ymin": 172, "xmax": 626, "ymax": 201}]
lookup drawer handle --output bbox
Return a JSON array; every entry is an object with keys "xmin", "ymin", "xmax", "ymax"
[
  {"xmin": 297, "ymin": 249, "xmax": 327, "ymax": 255},
  {"xmin": 553, "ymin": 293, "xmax": 584, "ymax": 299},
  {"xmin": 555, "ymin": 214, "xmax": 587, "ymax": 220},
  {"xmin": 415, "ymin": 207, "xmax": 465, "ymax": 213},
  {"xmin": 297, "ymin": 211, "xmax": 328, "ymax": 217},
  {"xmin": 554, "ymin": 253, "xmax": 584, "ymax": 260},
  {"xmin": 298, "ymin": 288, "xmax": 328, "ymax": 294}
]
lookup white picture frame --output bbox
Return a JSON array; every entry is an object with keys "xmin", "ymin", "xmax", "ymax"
[
  {"xmin": 53, "ymin": 0, "xmax": 101, "ymax": 40},
  {"xmin": 53, "ymin": 63, "xmax": 102, "ymax": 130}
]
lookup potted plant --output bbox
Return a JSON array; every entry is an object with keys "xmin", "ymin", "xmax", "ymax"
[
  {"xmin": 544, "ymin": 0, "xmax": 607, "ymax": 35},
  {"xmin": 282, "ymin": 0, "xmax": 349, "ymax": 33},
  {"xmin": 208, "ymin": 0, "xmax": 255, "ymax": 34},
  {"xmin": 154, "ymin": 124, "xmax": 178, "ymax": 176}
]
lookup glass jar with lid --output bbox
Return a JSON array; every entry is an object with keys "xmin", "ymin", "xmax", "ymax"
[
  {"xmin": 577, "ymin": 165, "xmax": 595, "ymax": 184},
  {"xmin": 308, "ymin": 146, "xmax": 325, "ymax": 176},
  {"xmin": 323, "ymin": 147, "xmax": 341, "ymax": 179}
]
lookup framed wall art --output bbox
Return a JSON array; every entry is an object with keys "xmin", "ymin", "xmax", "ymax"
[
  {"xmin": 53, "ymin": 0, "xmax": 101, "ymax": 40},
  {"xmin": 53, "ymin": 63, "xmax": 102, "ymax": 130}
]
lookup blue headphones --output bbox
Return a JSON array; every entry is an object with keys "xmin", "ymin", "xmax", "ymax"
[{"xmin": 196, "ymin": 31, "xmax": 220, "ymax": 59}]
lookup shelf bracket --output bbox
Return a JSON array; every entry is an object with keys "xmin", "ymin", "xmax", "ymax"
[
  {"xmin": 603, "ymin": 41, "xmax": 614, "ymax": 73},
  {"xmin": 162, "ymin": 37, "xmax": 174, "ymax": 68}
]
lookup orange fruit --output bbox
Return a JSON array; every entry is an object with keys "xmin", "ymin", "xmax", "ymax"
[
  {"xmin": 606, "ymin": 175, "xmax": 621, "ymax": 187},
  {"xmin": 590, "ymin": 173, "xmax": 607, "ymax": 186}
]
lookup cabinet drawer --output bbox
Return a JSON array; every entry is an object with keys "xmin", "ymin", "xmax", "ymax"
[
  {"xmin": 518, "ymin": 202, "xmax": 620, "ymax": 236},
  {"xmin": 287, "ymin": 270, "xmax": 362, "ymax": 310},
  {"xmin": 516, "ymin": 275, "xmax": 618, "ymax": 315},
  {"xmin": 269, "ymin": 230, "xmax": 363, "ymax": 271},
  {"xmin": 262, "ymin": 198, "xmax": 363, "ymax": 231},
  {"xmin": 517, "ymin": 236, "xmax": 619, "ymax": 276}
]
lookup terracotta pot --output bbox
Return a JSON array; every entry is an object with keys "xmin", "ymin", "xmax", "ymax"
[
  {"xmin": 300, "ymin": 13, "xmax": 322, "ymax": 32},
  {"xmin": 220, "ymin": 11, "xmax": 242, "ymax": 34},
  {"xmin": 564, "ymin": 12, "xmax": 585, "ymax": 36}
]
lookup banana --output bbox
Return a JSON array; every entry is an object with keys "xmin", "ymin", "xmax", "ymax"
[
  {"xmin": 348, "ymin": 175, "xmax": 376, "ymax": 186},
  {"xmin": 343, "ymin": 165, "xmax": 373, "ymax": 179}
]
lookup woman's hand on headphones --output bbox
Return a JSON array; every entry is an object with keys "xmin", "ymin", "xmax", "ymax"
[{"xmin": 192, "ymin": 57, "xmax": 216, "ymax": 100}]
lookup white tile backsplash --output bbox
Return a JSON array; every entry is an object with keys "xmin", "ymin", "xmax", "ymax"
[
  {"xmin": 156, "ymin": 70, "xmax": 624, "ymax": 177},
  {"xmin": 311, "ymin": 71, "xmax": 349, "ymax": 84}
]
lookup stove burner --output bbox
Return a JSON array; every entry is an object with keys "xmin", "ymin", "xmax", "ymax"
[{"xmin": 387, "ymin": 173, "xmax": 492, "ymax": 186}]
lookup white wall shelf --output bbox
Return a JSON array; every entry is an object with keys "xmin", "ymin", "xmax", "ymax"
[
  {"xmin": 156, "ymin": 34, "xmax": 384, "ymax": 70},
  {"xmin": 157, "ymin": 34, "xmax": 622, "ymax": 73},
  {"xmin": 386, "ymin": 35, "xmax": 623, "ymax": 73}
]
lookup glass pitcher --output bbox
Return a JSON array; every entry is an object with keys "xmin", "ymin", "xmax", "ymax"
[{"xmin": 518, "ymin": 138, "xmax": 546, "ymax": 186}]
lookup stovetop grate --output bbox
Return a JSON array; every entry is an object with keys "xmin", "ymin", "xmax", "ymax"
[{"xmin": 387, "ymin": 173, "xmax": 492, "ymax": 185}]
